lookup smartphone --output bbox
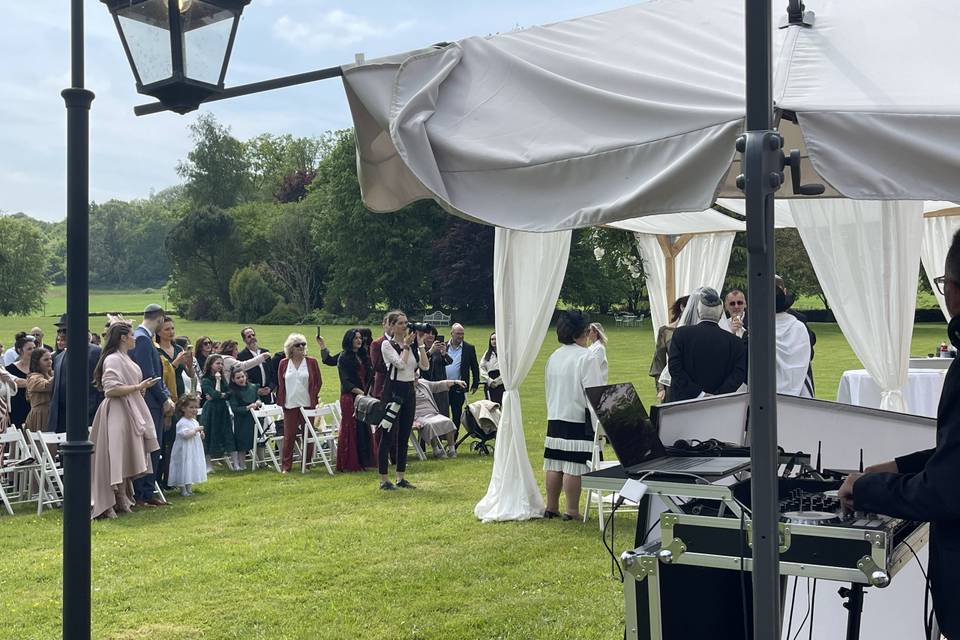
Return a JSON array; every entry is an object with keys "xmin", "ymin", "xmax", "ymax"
[
  {"xmin": 437, "ymin": 335, "xmax": 445, "ymax": 343},
  {"xmin": 316, "ymin": 325, "xmax": 322, "ymax": 339}
]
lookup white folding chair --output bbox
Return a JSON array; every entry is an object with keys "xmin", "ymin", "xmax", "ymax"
[
  {"xmin": 251, "ymin": 404, "xmax": 283, "ymax": 472},
  {"xmin": 30, "ymin": 431, "xmax": 66, "ymax": 515},
  {"xmin": 582, "ymin": 424, "xmax": 639, "ymax": 530},
  {"xmin": 0, "ymin": 429, "xmax": 42, "ymax": 515},
  {"xmin": 300, "ymin": 404, "xmax": 339, "ymax": 475}
]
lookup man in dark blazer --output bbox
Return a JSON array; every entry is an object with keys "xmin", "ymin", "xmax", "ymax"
[
  {"xmin": 47, "ymin": 314, "xmax": 102, "ymax": 433},
  {"xmin": 445, "ymin": 323, "xmax": 480, "ymax": 436},
  {"xmin": 238, "ymin": 326, "xmax": 276, "ymax": 403},
  {"xmin": 129, "ymin": 304, "xmax": 174, "ymax": 507},
  {"xmin": 840, "ymin": 233, "xmax": 960, "ymax": 639},
  {"xmin": 667, "ymin": 288, "xmax": 747, "ymax": 403}
]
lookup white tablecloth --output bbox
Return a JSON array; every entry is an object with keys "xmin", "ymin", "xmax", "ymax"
[{"xmin": 837, "ymin": 368, "xmax": 947, "ymax": 417}]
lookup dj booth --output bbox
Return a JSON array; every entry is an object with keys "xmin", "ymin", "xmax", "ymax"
[{"xmin": 582, "ymin": 392, "xmax": 938, "ymax": 640}]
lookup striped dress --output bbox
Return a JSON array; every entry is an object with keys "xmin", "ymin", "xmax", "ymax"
[{"xmin": 543, "ymin": 343, "xmax": 605, "ymax": 476}]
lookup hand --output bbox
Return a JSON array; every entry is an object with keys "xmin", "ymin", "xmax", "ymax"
[
  {"xmin": 205, "ymin": 394, "xmax": 212, "ymax": 401},
  {"xmin": 172, "ymin": 351, "xmax": 188, "ymax": 367},
  {"xmin": 864, "ymin": 460, "xmax": 898, "ymax": 474},
  {"xmin": 257, "ymin": 387, "xmax": 271, "ymax": 397},
  {"xmin": 453, "ymin": 380, "xmax": 467, "ymax": 389},
  {"xmin": 838, "ymin": 472, "xmax": 862, "ymax": 513},
  {"xmin": 199, "ymin": 431, "xmax": 205, "ymax": 440},
  {"xmin": 162, "ymin": 399, "xmax": 175, "ymax": 417},
  {"xmin": 402, "ymin": 331, "xmax": 415, "ymax": 348},
  {"xmin": 429, "ymin": 341, "xmax": 441, "ymax": 354},
  {"xmin": 656, "ymin": 389, "xmax": 666, "ymax": 403},
  {"xmin": 214, "ymin": 372, "xmax": 222, "ymax": 379},
  {"xmin": 139, "ymin": 377, "xmax": 159, "ymax": 392},
  {"xmin": 316, "ymin": 335, "xmax": 326, "ymax": 350},
  {"xmin": 730, "ymin": 315, "xmax": 743, "ymax": 332}
]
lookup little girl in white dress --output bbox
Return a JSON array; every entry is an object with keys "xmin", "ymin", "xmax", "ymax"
[{"xmin": 168, "ymin": 393, "xmax": 208, "ymax": 496}]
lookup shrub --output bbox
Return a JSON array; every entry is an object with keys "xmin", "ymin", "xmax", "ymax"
[
  {"xmin": 258, "ymin": 301, "xmax": 302, "ymax": 325},
  {"xmin": 186, "ymin": 297, "xmax": 227, "ymax": 321},
  {"xmin": 229, "ymin": 267, "xmax": 280, "ymax": 323}
]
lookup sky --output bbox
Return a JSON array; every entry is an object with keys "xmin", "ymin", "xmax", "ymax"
[{"xmin": 0, "ymin": 1, "xmax": 631, "ymax": 222}]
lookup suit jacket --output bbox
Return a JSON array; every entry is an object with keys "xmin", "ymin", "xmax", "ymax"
[
  {"xmin": 450, "ymin": 341, "xmax": 481, "ymax": 391},
  {"xmin": 667, "ymin": 321, "xmax": 747, "ymax": 403},
  {"xmin": 238, "ymin": 346, "xmax": 275, "ymax": 391},
  {"xmin": 129, "ymin": 325, "xmax": 170, "ymax": 410},
  {"xmin": 370, "ymin": 335, "xmax": 388, "ymax": 399},
  {"xmin": 47, "ymin": 343, "xmax": 102, "ymax": 433},
  {"xmin": 275, "ymin": 357, "xmax": 322, "ymax": 409},
  {"xmin": 854, "ymin": 318, "xmax": 960, "ymax": 637}
]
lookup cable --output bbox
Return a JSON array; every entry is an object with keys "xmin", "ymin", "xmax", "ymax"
[
  {"xmin": 791, "ymin": 579, "xmax": 812, "ymax": 640},
  {"xmin": 601, "ymin": 497, "xmax": 624, "ymax": 582},
  {"xmin": 903, "ymin": 539, "xmax": 932, "ymax": 639},
  {"xmin": 785, "ymin": 577, "xmax": 799, "ymax": 640},
  {"xmin": 738, "ymin": 508, "xmax": 749, "ymax": 640},
  {"xmin": 807, "ymin": 579, "xmax": 817, "ymax": 640}
]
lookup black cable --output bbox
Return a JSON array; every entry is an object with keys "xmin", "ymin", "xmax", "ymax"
[
  {"xmin": 643, "ymin": 517, "xmax": 661, "ymax": 544},
  {"xmin": 807, "ymin": 579, "xmax": 817, "ymax": 640},
  {"xmin": 903, "ymin": 539, "xmax": 932, "ymax": 639},
  {"xmin": 602, "ymin": 498, "xmax": 624, "ymax": 582},
  {"xmin": 791, "ymin": 579, "xmax": 812, "ymax": 640},
  {"xmin": 738, "ymin": 508, "xmax": 749, "ymax": 640},
  {"xmin": 785, "ymin": 577, "xmax": 799, "ymax": 640}
]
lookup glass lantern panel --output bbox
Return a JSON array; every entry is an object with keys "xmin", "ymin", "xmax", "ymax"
[
  {"xmin": 117, "ymin": 0, "xmax": 173, "ymax": 85},
  {"xmin": 182, "ymin": 1, "xmax": 236, "ymax": 85}
]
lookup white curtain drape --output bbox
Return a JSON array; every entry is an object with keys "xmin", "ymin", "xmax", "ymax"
[
  {"xmin": 635, "ymin": 232, "xmax": 736, "ymax": 341},
  {"xmin": 475, "ymin": 228, "xmax": 571, "ymax": 522},
  {"xmin": 790, "ymin": 200, "xmax": 924, "ymax": 413},
  {"xmin": 921, "ymin": 215, "xmax": 960, "ymax": 321}
]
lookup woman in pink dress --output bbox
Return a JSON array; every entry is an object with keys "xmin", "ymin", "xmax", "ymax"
[
  {"xmin": 336, "ymin": 329, "xmax": 376, "ymax": 472},
  {"xmin": 90, "ymin": 322, "xmax": 161, "ymax": 519}
]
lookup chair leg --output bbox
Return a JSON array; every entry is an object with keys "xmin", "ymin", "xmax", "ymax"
[{"xmin": 583, "ymin": 489, "xmax": 593, "ymax": 523}]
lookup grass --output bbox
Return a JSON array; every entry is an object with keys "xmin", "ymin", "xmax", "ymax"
[{"xmin": 0, "ymin": 290, "xmax": 951, "ymax": 639}]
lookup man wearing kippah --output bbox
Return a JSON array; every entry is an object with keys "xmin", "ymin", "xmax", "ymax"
[{"xmin": 667, "ymin": 287, "xmax": 748, "ymax": 402}]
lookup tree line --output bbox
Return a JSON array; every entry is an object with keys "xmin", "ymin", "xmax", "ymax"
[{"xmin": 0, "ymin": 113, "xmax": 840, "ymax": 322}]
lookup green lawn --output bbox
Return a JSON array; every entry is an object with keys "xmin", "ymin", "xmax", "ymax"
[{"xmin": 0, "ymin": 291, "xmax": 951, "ymax": 639}]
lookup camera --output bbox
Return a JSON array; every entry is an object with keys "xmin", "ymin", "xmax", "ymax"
[{"xmin": 408, "ymin": 321, "xmax": 434, "ymax": 333}]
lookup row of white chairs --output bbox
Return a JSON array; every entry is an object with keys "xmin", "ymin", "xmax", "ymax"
[{"xmin": 0, "ymin": 429, "xmax": 66, "ymax": 516}]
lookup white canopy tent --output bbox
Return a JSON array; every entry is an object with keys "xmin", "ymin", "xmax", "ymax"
[
  {"xmin": 608, "ymin": 210, "xmax": 743, "ymax": 340},
  {"xmin": 342, "ymin": 0, "xmax": 960, "ymax": 521}
]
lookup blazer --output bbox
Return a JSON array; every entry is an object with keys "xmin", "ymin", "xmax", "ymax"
[
  {"xmin": 667, "ymin": 321, "xmax": 747, "ymax": 403},
  {"xmin": 129, "ymin": 325, "xmax": 170, "ymax": 410},
  {"xmin": 370, "ymin": 335, "xmax": 389, "ymax": 399},
  {"xmin": 854, "ymin": 319, "xmax": 960, "ymax": 637},
  {"xmin": 238, "ymin": 346, "xmax": 275, "ymax": 391},
  {"xmin": 449, "ymin": 341, "xmax": 481, "ymax": 392},
  {"xmin": 337, "ymin": 351, "xmax": 372, "ymax": 396},
  {"xmin": 47, "ymin": 343, "xmax": 102, "ymax": 433},
  {"xmin": 275, "ymin": 357, "xmax": 322, "ymax": 409}
]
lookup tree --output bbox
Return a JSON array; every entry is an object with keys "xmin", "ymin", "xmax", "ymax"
[
  {"xmin": 0, "ymin": 216, "xmax": 48, "ymax": 315},
  {"xmin": 246, "ymin": 132, "xmax": 329, "ymax": 201},
  {"xmin": 309, "ymin": 129, "xmax": 442, "ymax": 317},
  {"xmin": 561, "ymin": 228, "xmax": 645, "ymax": 313},
  {"xmin": 430, "ymin": 218, "xmax": 495, "ymax": 321},
  {"xmin": 775, "ymin": 228, "xmax": 826, "ymax": 307},
  {"xmin": 177, "ymin": 114, "xmax": 252, "ymax": 208},
  {"xmin": 165, "ymin": 206, "xmax": 244, "ymax": 309},
  {"xmin": 229, "ymin": 267, "xmax": 280, "ymax": 323},
  {"xmin": 263, "ymin": 203, "xmax": 327, "ymax": 315}
]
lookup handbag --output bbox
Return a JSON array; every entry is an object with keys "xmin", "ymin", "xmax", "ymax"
[{"xmin": 353, "ymin": 395, "xmax": 384, "ymax": 425}]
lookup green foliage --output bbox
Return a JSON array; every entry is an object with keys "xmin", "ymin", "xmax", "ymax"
[
  {"xmin": 309, "ymin": 129, "xmax": 444, "ymax": 317},
  {"xmin": 257, "ymin": 301, "xmax": 303, "ymax": 325},
  {"xmin": 177, "ymin": 113, "xmax": 252, "ymax": 209},
  {"xmin": 262, "ymin": 202, "xmax": 327, "ymax": 315},
  {"xmin": 429, "ymin": 218, "xmax": 495, "ymax": 321},
  {"xmin": 0, "ymin": 216, "xmax": 49, "ymax": 315},
  {"xmin": 562, "ymin": 228, "xmax": 644, "ymax": 313},
  {"xmin": 774, "ymin": 228, "xmax": 827, "ymax": 307},
  {"xmin": 165, "ymin": 205, "xmax": 245, "ymax": 309},
  {"xmin": 246, "ymin": 132, "xmax": 330, "ymax": 202},
  {"xmin": 87, "ymin": 199, "xmax": 175, "ymax": 287},
  {"xmin": 229, "ymin": 266, "xmax": 280, "ymax": 323}
]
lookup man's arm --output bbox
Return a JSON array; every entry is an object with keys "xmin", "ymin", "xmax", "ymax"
[
  {"xmin": 130, "ymin": 334, "xmax": 169, "ymax": 406},
  {"xmin": 716, "ymin": 341, "xmax": 748, "ymax": 394},
  {"xmin": 468, "ymin": 345, "xmax": 480, "ymax": 392},
  {"xmin": 667, "ymin": 332, "xmax": 697, "ymax": 396}
]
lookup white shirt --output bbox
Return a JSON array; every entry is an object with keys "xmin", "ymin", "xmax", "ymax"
[
  {"xmin": 545, "ymin": 343, "xmax": 604, "ymax": 422},
  {"xmin": 587, "ymin": 341, "xmax": 609, "ymax": 385},
  {"xmin": 283, "ymin": 359, "xmax": 311, "ymax": 409},
  {"xmin": 2, "ymin": 348, "xmax": 18, "ymax": 367},
  {"xmin": 776, "ymin": 313, "xmax": 812, "ymax": 397},
  {"xmin": 381, "ymin": 340, "xmax": 425, "ymax": 383},
  {"xmin": 719, "ymin": 315, "xmax": 746, "ymax": 338}
]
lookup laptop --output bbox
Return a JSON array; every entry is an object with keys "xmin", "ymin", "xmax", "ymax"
[{"xmin": 586, "ymin": 383, "xmax": 750, "ymax": 477}]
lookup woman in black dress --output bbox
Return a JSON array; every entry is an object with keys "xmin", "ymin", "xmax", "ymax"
[{"xmin": 5, "ymin": 333, "xmax": 36, "ymax": 429}]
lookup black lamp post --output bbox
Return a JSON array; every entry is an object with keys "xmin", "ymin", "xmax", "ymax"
[{"xmin": 101, "ymin": 0, "xmax": 250, "ymax": 114}]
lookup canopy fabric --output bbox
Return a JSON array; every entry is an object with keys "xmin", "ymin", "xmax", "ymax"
[
  {"xmin": 474, "ymin": 228, "xmax": 571, "ymax": 522},
  {"xmin": 921, "ymin": 215, "xmax": 960, "ymax": 321},
  {"xmin": 635, "ymin": 232, "xmax": 736, "ymax": 342},
  {"xmin": 790, "ymin": 200, "xmax": 924, "ymax": 413},
  {"xmin": 607, "ymin": 209, "xmax": 743, "ymax": 235},
  {"xmin": 341, "ymin": 0, "xmax": 960, "ymax": 231}
]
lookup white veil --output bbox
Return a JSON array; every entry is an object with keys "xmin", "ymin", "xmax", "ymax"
[{"xmin": 658, "ymin": 287, "xmax": 710, "ymax": 389}]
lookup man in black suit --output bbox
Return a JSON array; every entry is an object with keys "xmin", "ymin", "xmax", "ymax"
[
  {"xmin": 238, "ymin": 326, "xmax": 276, "ymax": 403},
  {"xmin": 840, "ymin": 231, "xmax": 960, "ymax": 639},
  {"xmin": 667, "ymin": 288, "xmax": 747, "ymax": 403},
  {"xmin": 47, "ymin": 314, "xmax": 102, "ymax": 433},
  {"xmin": 444, "ymin": 323, "xmax": 479, "ymax": 451}
]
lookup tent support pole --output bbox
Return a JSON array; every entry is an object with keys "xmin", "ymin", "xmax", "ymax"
[
  {"xmin": 743, "ymin": 0, "xmax": 781, "ymax": 638},
  {"xmin": 656, "ymin": 234, "xmax": 693, "ymax": 306}
]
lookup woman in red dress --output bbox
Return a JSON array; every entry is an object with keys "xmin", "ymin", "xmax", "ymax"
[{"xmin": 336, "ymin": 328, "xmax": 376, "ymax": 472}]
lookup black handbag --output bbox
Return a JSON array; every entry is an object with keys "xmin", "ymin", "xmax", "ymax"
[{"xmin": 353, "ymin": 395, "xmax": 383, "ymax": 425}]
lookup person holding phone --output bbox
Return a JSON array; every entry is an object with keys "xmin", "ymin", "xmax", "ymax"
[
  {"xmin": 377, "ymin": 312, "xmax": 428, "ymax": 489},
  {"xmin": 90, "ymin": 322, "xmax": 162, "ymax": 518},
  {"xmin": 719, "ymin": 290, "xmax": 747, "ymax": 338}
]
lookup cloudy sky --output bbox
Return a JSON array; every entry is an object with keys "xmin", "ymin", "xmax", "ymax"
[{"xmin": 1, "ymin": 1, "xmax": 629, "ymax": 222}]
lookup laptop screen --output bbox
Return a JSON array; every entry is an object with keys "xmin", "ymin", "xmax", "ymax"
[{"xmin": 585, "ymin": 383, "xmax": 665, "ymax": 468}]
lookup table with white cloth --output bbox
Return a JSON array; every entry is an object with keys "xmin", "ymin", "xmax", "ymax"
[{"xmin": 836, "ymin": 368, "xmax": 947, "ymax": 418}]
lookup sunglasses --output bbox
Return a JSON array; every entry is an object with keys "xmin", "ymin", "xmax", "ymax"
[
  {"xmin": 728, "ymin": 301, "xmax": 745, "ymax": 306},
  {"xmin": 293, "ymin": 342, "xmax": 306, "ymax": 348}
]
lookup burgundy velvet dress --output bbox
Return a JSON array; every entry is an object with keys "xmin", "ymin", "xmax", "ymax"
[{"xmin": 336, "ymin": 361, "xmax": 377, "ymax": 472}]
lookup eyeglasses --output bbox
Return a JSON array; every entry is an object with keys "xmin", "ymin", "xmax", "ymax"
[
  {"xmin": 934, "ymin": 275, "xmax": 952, "ymax": 295},
  {"xmin": 293, "ymin": 342, "xmax": 306, "ymax": 348},
  {"xmin": 728, "ymin": 301, "xmax": 745, "ymax": 307}
]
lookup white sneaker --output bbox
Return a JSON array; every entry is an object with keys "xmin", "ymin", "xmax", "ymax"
[{"xmin": 446, "ymin": 446, "xmax": 457, "ymax": 458}]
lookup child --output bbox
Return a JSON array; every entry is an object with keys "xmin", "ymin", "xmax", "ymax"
[
  {"xmin": 200, "ymin": 354, "xmax": 236, "ymax": 471},
  {"xmin": 168, "ymin": 393, "xmax": 207, "ymax": 496},
  {"xmin": 227, "ymin": 367, "xmax": 262, "ymax": 472}
]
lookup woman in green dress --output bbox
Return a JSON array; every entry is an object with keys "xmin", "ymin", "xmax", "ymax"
[
  {"xmin": 227, "ymin": 367, "xmax": 262, "ymax": 472},
  {"xmin": 200, "ymin": 355, "xmax": 235, "ymax": 471}
]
